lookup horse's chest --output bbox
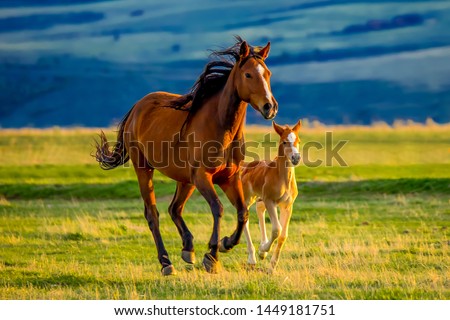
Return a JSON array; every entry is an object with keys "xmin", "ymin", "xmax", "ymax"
[{"xmin": 212, "ymin": 164, "xmax": 240, "ymax": 183}]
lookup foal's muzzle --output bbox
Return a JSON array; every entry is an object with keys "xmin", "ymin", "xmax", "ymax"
[{"xmin": 291, "ymin": 153, "xmax": 301, "ymax": 166}]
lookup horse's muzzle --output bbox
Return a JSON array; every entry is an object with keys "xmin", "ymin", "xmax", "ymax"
[{"xmin": 262, "ymin": 102, "xmax": 278, "ymax": 120}]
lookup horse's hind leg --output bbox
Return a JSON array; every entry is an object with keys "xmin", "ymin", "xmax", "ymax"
[
  {"xmin": 134, "ymin": 165, "xmax": 175, "ymax": 276},
  {"xmin": 168, "ymin": 182, "xmax": 196, "ymax": 264}
]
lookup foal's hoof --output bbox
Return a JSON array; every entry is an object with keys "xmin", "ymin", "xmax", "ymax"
[
  {"xmin": 219, "ymin": 237, "xmax": 231, "ymax": 253},
  {"xmin": 161, "ymin": 265, "xmax": 177, "ymax": 276},
  {"xmin": 267, "ymin": 267, "xmax": 276, "ymax": 275},
  {"xmin": 270, "ymin": 260, "xmax": 279, "ymax": 270},
  {"xmin": 181, "ymin": 250, "xmax": 196, "ymax": 264},
  {"xmin": 259, "ymin": 251, "xmax": 268, "ymax": 260},
  {"xmin": 202, "ymin": 253, "xmax": 221, "ymax": 274}
]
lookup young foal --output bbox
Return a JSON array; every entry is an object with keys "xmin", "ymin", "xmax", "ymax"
[{"xmin": 241, "ymin": 120, "xmax": 301, "ymax": 270}]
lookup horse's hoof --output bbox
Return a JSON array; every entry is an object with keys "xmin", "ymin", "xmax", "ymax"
[
  {"xmin": 161, "ymin": 265, "xmax": 177, "ymax": 276},
  {"xmin": 219, "ymin": 237, "xmax": 231, "ymax": 253},
  {"xmin": 184, "ymin": 264, "xmax": 194, "ymax": 272},
  {"xmin": 259, "ymin": 251, "xmax": 268, "ymax": 260},
  {"xmin": 202, "ymin": 253, "xmax": 221, "ymax": 274},
  {"xmin": 181, "ymin": 250, "xmax": 196, "ymax": 264}
]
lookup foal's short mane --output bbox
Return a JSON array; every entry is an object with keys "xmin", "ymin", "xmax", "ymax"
[{"xmin": 170, "ymin": 36, "xmax": 264, "ymax": 113}]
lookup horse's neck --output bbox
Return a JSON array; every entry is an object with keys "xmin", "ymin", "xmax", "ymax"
[{"xmin": 214, "ymin": 71, "xmax": 247, "ymax": 147}]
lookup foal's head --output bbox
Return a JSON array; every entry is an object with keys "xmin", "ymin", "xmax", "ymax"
[
  {"xmin": 273, "ymin": 120, "xmax": 302, "ymax": 166},
  {"xmin": 234, "ymin": 41, "xmax": 278, "ymax": 120}
]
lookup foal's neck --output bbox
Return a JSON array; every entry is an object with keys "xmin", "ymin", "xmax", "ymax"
[{"xmin": 276, "ymin": 146, "xmax": 294, "ymax": 183}]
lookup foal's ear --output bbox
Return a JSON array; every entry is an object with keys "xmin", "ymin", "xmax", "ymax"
[
  {"xmin": 240, "ymin": 41, "xmax": 250, "ymax": 60},
  {"xmin": 293, "ymin": 119, "xmax": 302, "ymax": 133},
  {"xmin": 258, "ymin": 42, "xmax": 271, "ymax": 60},
  {"xmin": 272, "ymin": 121, "xmax": 284, "ymax": 136}
]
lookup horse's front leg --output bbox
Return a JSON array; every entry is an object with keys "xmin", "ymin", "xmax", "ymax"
[
  {"xmin": 193, "ymin": 172, "xmax": 223, "ymax": 273},
  {"xmin": 218, "ymin": 173, "xmax": 249, "ymax": 252}
]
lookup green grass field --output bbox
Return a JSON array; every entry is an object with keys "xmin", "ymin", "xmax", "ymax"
[{"xmin": 0, "ymin": 124, "xmax": 449, "ymax": 299}]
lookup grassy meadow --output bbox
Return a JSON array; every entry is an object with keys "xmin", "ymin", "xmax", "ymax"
[{"xmin": 0, "ymin": 123, "xmax": 449, "ymax": 299}]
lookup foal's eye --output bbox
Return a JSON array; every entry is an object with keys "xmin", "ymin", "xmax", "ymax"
[{"xmin": 245, "ymin": 73, "xmax": 252, "ymax": 79}]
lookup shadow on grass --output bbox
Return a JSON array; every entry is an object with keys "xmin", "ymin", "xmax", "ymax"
[
  {"xmin": 0, "ymin": 178, "xmax": 448, "ymax": 200},
  {"xmin": 299, "ymin": 178, "xmax": 449, "ymax": 195}
]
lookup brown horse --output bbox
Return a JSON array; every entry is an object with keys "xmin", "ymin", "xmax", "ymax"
[{"xmin": 95, "ymin": 37, "xmax": 278, "ymax": 275}]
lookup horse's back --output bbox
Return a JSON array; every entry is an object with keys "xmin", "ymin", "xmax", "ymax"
[
  {"xmin": 133, "ymin": 91, "xmax": 186, "ymax": 119},
  {"xmin": 126, "ymin": 91, "xmax": 189, "ymax": 139}
]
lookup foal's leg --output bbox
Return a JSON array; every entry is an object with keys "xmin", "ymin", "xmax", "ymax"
[
  {"xmin": 218, "ymin": 173, "xmax": 249, "ymax": 252},
  {"xmin": 270, "ymin": 202, "xmax": 293, "ymax": 270},
  {"xmin": 259, "ymin": 200, "xmax": 281, "ymax": 255},
  {"xmin": 193, "ymin": 173, "xmax": 223, "ymax": 273},
  {"xmin": 243, "ymin": 220, "xmax": 257, "ymax": 265},
  {"xmin": 256, "ymin": 200, "xmax": 269, "ymax": 259},
  {"xmin": 134, "ymin": 166, "xmax": 175, "ymax": 275},
  {"xmin": 242, "ymin": 197, "xmax": 257, "ymax": 265},
  {"xmin": 168, "ymin": 182, "xmax": 196, "ymax": 264}
]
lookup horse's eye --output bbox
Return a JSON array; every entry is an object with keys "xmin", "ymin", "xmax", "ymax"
[
  {"xmin": 245, "ymin": 73, "xmax": 252, "ymax": 79},
  {"xmin": 283, "ymin": 142, "xmax": 286, "ymax": 145}
]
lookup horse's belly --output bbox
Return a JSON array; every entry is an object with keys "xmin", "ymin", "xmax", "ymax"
[
  {"xmin": 156, "ymin": 167, "xmax": 191, "ymax": 184},
  {"xmin": 147, "ymin": 150, "xmax": 192, "ymax": 183}
]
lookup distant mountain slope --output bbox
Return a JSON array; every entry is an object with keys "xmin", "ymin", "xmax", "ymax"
[{"xmin": 0, "ymin": 0, "xmax": 449, "ymax": 127}]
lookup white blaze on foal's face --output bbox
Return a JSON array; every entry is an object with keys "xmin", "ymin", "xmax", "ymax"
[
  {"xmin": 284, "ymin": 131, "xmax": 300, "ymax": 165},
  {"xmin": 273, "ymin": 120, "xmax": 302, "ymax": 166}
]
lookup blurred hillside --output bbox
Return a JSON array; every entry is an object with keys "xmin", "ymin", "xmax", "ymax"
[{"xmin": 0, "ymin": 0, "xmax": 449, "ymax": 127}]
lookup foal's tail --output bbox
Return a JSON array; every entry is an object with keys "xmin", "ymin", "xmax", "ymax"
[{"xmin": 94, "ymin": 105, "xmax": 134, "ymax": 170}]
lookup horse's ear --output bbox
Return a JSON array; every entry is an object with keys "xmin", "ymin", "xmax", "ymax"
[
  {"xmin": 240, "ymin": 41, "xmax": 250, "ymax": 60},
  {"xmin": 293, "ymin": 119, "xmax": 302, "ymax": 133},
  {"xmin": 258, "ymin": 42, "xmax": 271, "ymax": 60},
  {"xmin": 272, "ymin": 120, "xmax": 284, "ymax": 136}
]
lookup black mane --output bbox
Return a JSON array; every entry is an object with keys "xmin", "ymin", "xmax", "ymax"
[{"xmin": 170, "ymin": 36, "xmax": 262, "ymax": 113}]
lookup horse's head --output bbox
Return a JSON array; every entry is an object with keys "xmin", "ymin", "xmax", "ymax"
[
  {"xmin": 235, "ymin": 41, "xmax": 278, "ymax": 120},
  {"xmin": 273, "ymin": 119, "xmax": 302, "ymax": 166}
]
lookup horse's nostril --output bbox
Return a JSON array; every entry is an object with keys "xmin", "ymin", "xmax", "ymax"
[{"xmin": 263, "ymin": 103, "xmax": 272, "ymax": 112}]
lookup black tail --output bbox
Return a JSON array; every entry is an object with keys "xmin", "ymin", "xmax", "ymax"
[{"xmin": 94, "ymin": 106, "xmax": 134, "ymax": 170}]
